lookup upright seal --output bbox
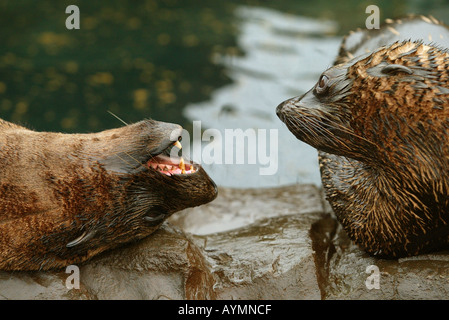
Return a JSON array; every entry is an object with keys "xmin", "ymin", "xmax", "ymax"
[
  {"xmin": 0, "ymin": 119, "xmax": 217, "ymax": 270},
  {"xmin": 277, "ymin": 16, "xmax": 449, "ymax": 258}
]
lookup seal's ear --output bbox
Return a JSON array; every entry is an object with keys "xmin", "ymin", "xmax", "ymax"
[{"xmin": 381, "ymin": 64, "xmax": 413, "ymax": 75}]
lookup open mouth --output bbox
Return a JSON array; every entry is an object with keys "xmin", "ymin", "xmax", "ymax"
[{"xmin": 147, "ymin": 140, "xmax": 197, "ymax": 176}]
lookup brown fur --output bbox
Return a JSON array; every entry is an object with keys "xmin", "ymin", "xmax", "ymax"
[
  {"xmin": 277, "ymin": 17, "xmax": 449, "ymax": 258},
  {"xmin": 0, "ymin": 119, "xmax": 217, "ymax": 270}
]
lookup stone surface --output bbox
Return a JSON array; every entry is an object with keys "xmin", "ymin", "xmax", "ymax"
[
  {"xmin": 0, "ymin": 270, "xmax": 91, "ymax": 300},
  {"xmin": 175, "ymin": 185, "xmax": 325, "ymax": 299},
  {"xmin": 79, "ymin": 223, "xmax": 216, "ymax": 300},
  {"xmin": 168, "ymin": 184, "xmax": 325, "ymax": 235},
  {"xmin": 0, "ymin": 184, "xmax": 448, "ymax": 300},
  {"xmin": 195, "ymin": 215, "xmax": 322, "ymax": 299},
  {"xmin": 320, "ymin": 226, "xmax": 449, "ymax": 300}
]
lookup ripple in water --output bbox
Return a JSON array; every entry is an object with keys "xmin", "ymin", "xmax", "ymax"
[{"xmin": 184, "ymin": 6, "xmax": 341, "ymax": 188}]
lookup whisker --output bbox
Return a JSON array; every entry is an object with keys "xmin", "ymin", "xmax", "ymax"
[
  {"xmin": 289, "ymin": 109, "xmax": 353, "ymax": 151},
  {"xmin": 287, "ymin": 116, "xmax": 312, "ymax": 141},
  {"xmin": 307, "ymin": 117, "xmax": 349, "ymax": 149},
  {"xmin": 288, "ymin": 115, "xmax": 321, "ymax": 147},
  {"xmin": 116, "ymin": 152, "xmax": 143, "ymax": 168},
  {"xmin": 294, "ymin": 107, "xmax": 376, "ymax": 149},
  {"xmin": 309, "ymin": 116, "xmax": 353, "ymax": 150},
  {"xmin": 323, "ymin": 116, "xmax": 376, "ymax": 146},
  {"xmin": 107, "ymin": 110, "xmax": 128, "ymax": 126},
  {"xmin": 106, "ymin": 111, "xmax": 161, "ymax": 169}
]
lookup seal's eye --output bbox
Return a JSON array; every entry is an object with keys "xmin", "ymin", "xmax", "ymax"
[{"xmin": 315, "ymin": 75, "xmax": 329, "ymax": 94}]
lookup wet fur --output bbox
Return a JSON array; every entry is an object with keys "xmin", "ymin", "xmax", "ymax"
[
  {"xmin": 0, "ymin": 119, "xmax": 217, "ymax": 270},
  {"xmin": 277, "ymin": 16, "xmax": 449, "ymax": 257}
]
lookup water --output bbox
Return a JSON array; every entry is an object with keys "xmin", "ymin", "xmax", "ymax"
[
  {"xmin": 2, "ymin": 1, "xmax": 449, "ymax": 189},
  {"xmin": 184, "ymin": 6, "xmax": 341, "ymax": 187}
]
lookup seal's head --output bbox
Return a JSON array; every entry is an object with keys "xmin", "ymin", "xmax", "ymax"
[
  {"xmin": 0, "ymin": 119, "xmax": 217, "ymax": 270},
  {"xmin": 277, "ymin": 41, "xmax": 449, "ymax": 257}
]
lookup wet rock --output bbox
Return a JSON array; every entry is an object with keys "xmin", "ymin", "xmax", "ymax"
[
  {"xmin": 1, "ymin": 184, "xmax": 448, "ymax": 300},
  {"xmin": 194, "ymin": 215, "xmax": 322, "ymax": 299},
  {"xmin": 0, "ymin": 184, "xmax": 326, "ymax": 300},
  {"xmin": 315, "ymin": 222, "xmax": 449, "ymax": 300},
  {"xmin": 0, "ymin": 270, "xmax": 91, "ymax": 300},
  {"xmin": 79, "ymin": 223, "xmax": 216, "ymax": 300},
  {"xmin": 171, "ymin": 184, "xmax": 325, "ymax": 299},
  {"xmin": 0, "ymin": 223, "xmax": 215, "ymax": 300},
  {"xmin": 169, "ymin": 184, "xmax": 325, "ymax": 235}
]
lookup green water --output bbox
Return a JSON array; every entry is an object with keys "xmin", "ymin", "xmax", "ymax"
[{"xmin": 0, "ymin": 0, "xmax": 447, "ymax": 133}]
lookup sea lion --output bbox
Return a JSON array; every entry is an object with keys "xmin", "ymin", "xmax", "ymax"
[
  {"xmin": 0, "ymin": 118, "xmax": 217, "ymax": 270},
  {"xmin": 277, "ymin": 16, "xmax": 449, "ymax": 258}
]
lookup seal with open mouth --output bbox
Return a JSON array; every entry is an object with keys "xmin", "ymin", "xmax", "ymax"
[
  {"xmin": 277, "ymin": 16, "xmax": 449, "ymax": 258},
  {"xmin": 0, "ymin": 118, "xmax": 217, "ymax": 270}
]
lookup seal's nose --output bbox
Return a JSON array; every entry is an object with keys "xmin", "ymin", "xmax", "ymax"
[
  {"xmin": 276, "ymin": 93, "xmax": 309, "ymax": 122},
  {"xmin": 146, "ymin": 121, "xmax": 184, "ymax": 156},
  {"xmin": 276, "ymin": 100, "xmax": 287, "ymax": 121},
  {"xmin": 276, "ymin": 96, "xmax": 300, "ymax": 122}
]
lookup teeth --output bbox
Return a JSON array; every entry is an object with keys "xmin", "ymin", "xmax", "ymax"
[
  {"xmin": 149, "ymin": 156, "xmax": 195, "ymax": 175},
  {"xmin": 180, "ymin": 157, "xmax": 186, "ymax": 174},
  {"xmin": 179, "ymin": 157, "xmax": 185, "ymax": 169},
  {"xmin": 174, "ymin": 141, "xmax": 182, "ymax": 149}
]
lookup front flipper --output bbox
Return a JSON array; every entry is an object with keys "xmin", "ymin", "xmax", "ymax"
[{"xmin": 66, "ymin": 230, "xmax": 96, "ymax": 248}]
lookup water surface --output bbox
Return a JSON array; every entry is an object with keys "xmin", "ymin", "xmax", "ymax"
[
  {"xmin": 1, "ymin": 0, "xmax": 448, "ymax": 188},
  {"xmin": 185, "ymin": 6, "xmax": 340, "ymax": 187}
]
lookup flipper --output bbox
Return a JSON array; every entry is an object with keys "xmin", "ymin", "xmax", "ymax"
[{"xmin": 66, "ymin": 230, "xmax": 96, "ymax": 248}]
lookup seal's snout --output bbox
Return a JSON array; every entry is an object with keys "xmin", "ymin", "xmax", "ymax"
[
  {"xmin": 276, "ymin": 100, "xmax": 287, "ymax": 121},
  {"xmin": 276, "ymin": 97, "xmax": 301, "ymax": 122},
  {"xmin": 145, "ymin": 120, "xmax": 183, "ymax": 156}
]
